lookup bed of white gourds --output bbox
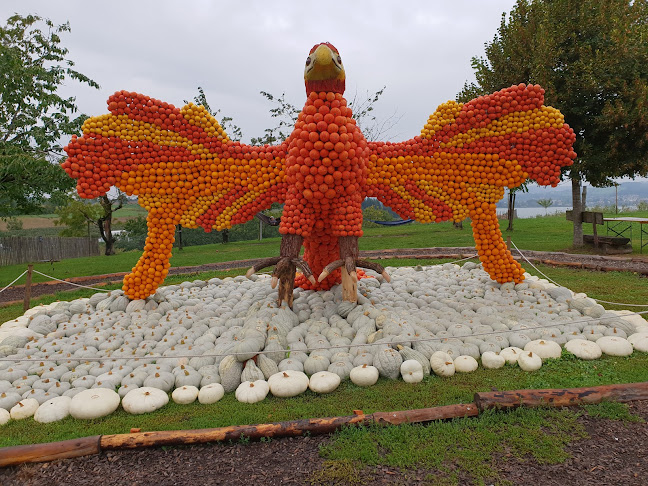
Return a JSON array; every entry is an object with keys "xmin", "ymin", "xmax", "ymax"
[{"xmin": 1, "ymin": 262, "xmax": 647, "ymax": 425}]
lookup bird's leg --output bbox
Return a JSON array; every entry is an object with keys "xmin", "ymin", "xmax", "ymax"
[
  {"xmin": 318, "ymin": 236, "xmax": 391, "ymax": 302},
  {"xmin": 245, "ymin": 234, "xmax": 315, "ymax": 307}
]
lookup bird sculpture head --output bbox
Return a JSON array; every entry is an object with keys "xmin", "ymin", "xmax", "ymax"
[{"xmin": 304, "ymin": 42, "xmax": 345, "ymax": 95}]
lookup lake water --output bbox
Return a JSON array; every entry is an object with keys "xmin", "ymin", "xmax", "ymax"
[{"xmin": 496, "ymin": 206, "xmax": 572, "ymax": 219}]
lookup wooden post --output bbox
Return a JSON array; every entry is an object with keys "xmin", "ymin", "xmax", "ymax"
[
  {"xmin": 593, "ymin": 221, "xmax": 598, "ymax": 249},
  {"xmin": 23, "ymin": 264, "xmax": 33, "ymax": 311},
  {"xmin": 0, "ymin": 436, "xmax": 101, "ymax": 468},
  {"xmin": 506, "ymin": 236, "xmax": 511, "ymax": 251},
  {"xmin": 474, "ymin": 381, "xmax": 648, "ymax": 411},
  {"xmin": 341, "ymin": 267, "xmax": 358, "ymax": 303}
]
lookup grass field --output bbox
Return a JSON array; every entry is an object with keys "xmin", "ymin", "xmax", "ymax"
[
  {"xmin": 4, "ymin": 209, "xmax": 647, "ymax": 288},
  {"xmin": 1, "ymin": 350, "xmax": 646, "ymax": 484}
]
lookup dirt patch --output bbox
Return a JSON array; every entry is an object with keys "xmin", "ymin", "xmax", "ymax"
[
  {"xmin": 0, "ymin": 217, "xmax": 59, "ymax": 231},
  {"xmin": 1, "ymin": 402, "xmax": 647, "ymax": 486}
]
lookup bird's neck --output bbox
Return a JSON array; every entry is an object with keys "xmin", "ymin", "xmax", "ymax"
[{"xmin": 305, "ymin": 78, "xmax": 345, "ymax": 96}]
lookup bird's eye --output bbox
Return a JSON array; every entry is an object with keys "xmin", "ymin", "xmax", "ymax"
[
  {"xmin": 337, "ymin": 56, "xmax": 342, "ymax": 64},
  {"xmin": 306, "ymin": 58, "xmax": 311, "ymax": 66}
]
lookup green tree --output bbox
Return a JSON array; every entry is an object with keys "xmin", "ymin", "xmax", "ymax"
[
  {"xmin": 0, "ymin": 14, "xmax": 99, "ymax": 216},
  {"xmin": 537, "ymin": 198, "xmax": 554, "ymax": 215},
  {"xmin": 250, "ymin": 87, "xmax": 398, "ymax": 145},
  {"xmin": 185, "ymin": 86, "xmax": 242, "ymax": 142},
  {"xmin": 362, "ymin": 206, "xmax": 394, "ymax": 228},
  {"xmin": 459, "ymin": 0, "xmax": 648, "ymax": 246},
  {"xmin": 55, "ymin": 193, "xmax": 126, "ymax": 255}
]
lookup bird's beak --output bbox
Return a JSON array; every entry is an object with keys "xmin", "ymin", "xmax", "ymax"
[{"xmin": 305, "ymin": 44, "xmax": 344, "ymax": 81}]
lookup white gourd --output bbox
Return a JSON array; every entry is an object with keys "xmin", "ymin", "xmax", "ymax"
[
  {"xmin": 524, "ymin": 340, "xmax": 562, "ymax": 360},
  {"xmin": 0, "ymin": 408, "xmax": 9, "ymax": 425},
  {"xmin": 430, "ymin": 351, "xmax": 455, "ymax": 377},
  {"xmin": 268, "ymin": 371, "xmax": 309, "ymax": 397},
  {"xmin": 308, "ymin": 371, "xmax": 341, "ymax": 394},
  {"xmin": 303, "ymin": 355, "xmax": 331, "ymax": 376},
  {"xmin": 454, "ymin": 355, "xmax": 479, "ymax": 373},
  {"xmin": 10, "ymin": 398, "xmax": 40, "ymax": 420},
  {"xmin": 596, "ymin": 336, "xmax": 633, "ymax": 356},
  {"xmin": 631, "ymin": 336, "xmax": 648, "ymax": 353},
  {"xmin": 499, "ymin": 347, "xmax": 524, "ymax": 365},
  {"xmin": 69, "ymin": 388, "xmax": 120, "ymax": 419},
  {"xmin": 143, "ymin": 372, "xmax": 175, "ymax": 392},
  {"xmin": 373, "ymin": 347, "xmax": 402, "ymax": 380},
  {"xmin": 564, "ymin": 339, "xmax": 602, "ymax": 360},
  {"xmin": 400, "ymin": 360, "xmax": 424, "ymax": 383},
  {"xmin": 481, "ymin": 352, "xmax": 505, "ymax": 369},
  {"xmin": 518, "ymin": 351, "xmax": 543, "ymax": 371},
  {"xmin": 241, "ymin": 360, "xmax": 265, "ymax": 382},
  {"xmin": 278, "ymin": 358, "xmax": 304, "ymax": 373},
  {"xmin": 349, "ymin": 364, "xmax": 379, "ymax": 387},
  {"xmin": 34, "ymin": 396, "xmax": 72, "ymax": 423},
  {"xmin": 235, "ymin": 380, "xmax": 269, "ymax": 403},
  {"xmin": 257, "ymin": 354, "xmax": 279, "ymax": 380},
  {"xmin": 198, "ymin": 383, "xmax": 225, "ymax": 404},
  {"xmin": 218, "ymin": 355, "xmax": 244, "ymax": 393},
  {"xmin": 122, "ymin": 387, "xmax": 169, "ymax": 414},
  {"xmin": 397, "ymin": 346, "xmax": 431, "ymax": 375},
  {"xmin": 327, "ymin": 360, "xmax": 354, "ymax": 380},
  {"xmin": 172, "ymin": 385, "xmax": 199, "ymax": 404}
]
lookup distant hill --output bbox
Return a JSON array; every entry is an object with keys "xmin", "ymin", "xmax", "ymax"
[{"xmin": 498, "ymin": 179, "xmax": 648, "ymax": 208}]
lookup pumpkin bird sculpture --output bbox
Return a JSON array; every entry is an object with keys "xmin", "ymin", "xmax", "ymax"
[{"xmin": 63, "ymin": 42, "xmax": 576, "ymax": 306}]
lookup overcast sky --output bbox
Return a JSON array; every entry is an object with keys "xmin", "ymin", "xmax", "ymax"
[{"xmin": 2, "ymin": 0, "xmax": 518, "ymax": 143}]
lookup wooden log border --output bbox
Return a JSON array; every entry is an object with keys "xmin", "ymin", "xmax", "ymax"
[{"xmin": 1, "ymin": 382, "xmax": 647, "ymax": 468}]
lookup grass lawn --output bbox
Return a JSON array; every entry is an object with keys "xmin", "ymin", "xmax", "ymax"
[
  {"xmin": 3, "ymin": 210, "xmax": 648, "ymax": 288},
  {"xmin": 1, "ymin": 351, "xmax": 646, "ymax": 484}
]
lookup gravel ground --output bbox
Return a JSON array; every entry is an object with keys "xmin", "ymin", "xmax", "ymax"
[
  {"xmin": 2, "ymin": 247, "xmax": 647, "ymax": 306},
  {"xmin": 1, "ymin": 401, "xmax": 647, "ymax": 486}
]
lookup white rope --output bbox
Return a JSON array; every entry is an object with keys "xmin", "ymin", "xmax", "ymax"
[
  {"xmin": 446, "ymin": 253, "xmax": 479, "ymax": 265},
  {"xmin": 2, "ymin": 309, "xmax": 647, "ymax": 364},
  {"xmin": 32, "ymin": 270, "xmax": 111, "ymax": 293},
  {"xmin": 511, "ymin": 240, "xmax": 648, "ymax": 308},
  {"xmin": 0, "ymin": 270, "xmax": 27, "ymax": 294}
]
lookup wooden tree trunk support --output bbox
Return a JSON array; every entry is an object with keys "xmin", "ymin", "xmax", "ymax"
[
  {"xmin": 341, "ymin": 267, "xmax": 357, "ymax": 303},
  {"xmin": 0, "ymin": 436, "xmax": 101, "ymax": 468},
  {"xmin": 2, "ymin": 382, "xmax": 647, "ymax": 468},
  {"xmin": 474, "ymin": 381, "xmax": 648, "ymax": 411}
]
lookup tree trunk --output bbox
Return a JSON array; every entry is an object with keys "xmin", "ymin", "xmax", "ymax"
[
  {"xmin": 506, "ymin": 190, "xmax": 516, "ymax": 231},
  {"xmin": 176, "ymin": 225, "xmax": 183, "ymax": 250},
  {"xmin": 103, "ymin": 218, "xmax": 115, "ymax": 256},
  {"xmin": 453, "ymin": 221, "xmax": 463, "ymax": 230},
  {"xmin": 581, "ymin": 185, "xmax": 587, "ymax": 210},
  {"xmin": 572, "ymin": 177, "xmax": 584, "ymax": 247},
  {"xmin": 222, "ymin": 229, "xmax": 229, "ymax": 244}
]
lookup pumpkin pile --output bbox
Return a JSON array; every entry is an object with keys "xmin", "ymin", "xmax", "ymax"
[{"xmin": 1, "ymin": 262, "xmax": 646, "ymax": 424}]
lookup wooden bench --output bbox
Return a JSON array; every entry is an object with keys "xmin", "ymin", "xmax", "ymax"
[
  {"xmin": 567, "ymin": 210, "xmax": 633, "ymax": 253},
  {"xmin": 583, "ymin": 234, "xmax": 632, "ymax": 254}
]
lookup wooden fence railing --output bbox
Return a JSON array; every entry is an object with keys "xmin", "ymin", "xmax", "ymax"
[{"xmin": 0, "ymin": 237, "xmax": 100, "ymax": 266}]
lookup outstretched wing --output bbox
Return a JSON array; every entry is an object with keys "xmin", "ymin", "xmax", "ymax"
[
  {"xmin": 365, "ymin": 84, "xmax": 576, "ymax": 222},
  {"xmin": 63, "ymin": 91, "xmax": 288, "ymax": 231}
]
